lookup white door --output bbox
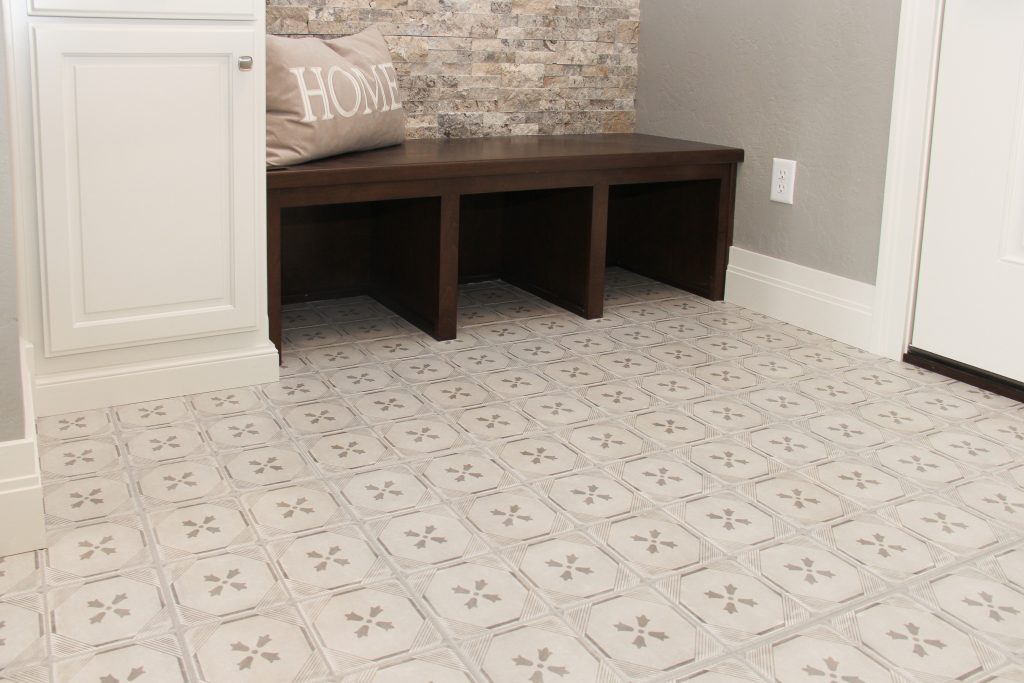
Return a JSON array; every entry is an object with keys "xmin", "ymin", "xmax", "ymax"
[
  {"xmin": 911, "ymin": 0, "xmax": 1024, "ymax": 382},
  {"xmin": 33, "ymin": 25, "xmax": 260, "ymax": 354}
]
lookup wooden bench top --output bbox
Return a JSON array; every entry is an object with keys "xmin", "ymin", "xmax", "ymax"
[{"xmin": 267, "ymin": 133, "xmax": 744, "ymax": 189}]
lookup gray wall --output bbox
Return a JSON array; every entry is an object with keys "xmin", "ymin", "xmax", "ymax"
[
  {"xmin": 0, "ymin": 11, "xmax": 25, "ymax": 442},
  {"xmin": 636, "ymin": 0, "xmax": 901, "ymax": 285}
]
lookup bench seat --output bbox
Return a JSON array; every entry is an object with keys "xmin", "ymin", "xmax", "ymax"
[{"xmin": 267, "ymin": 133, "xmax": 744, "ymax": 351}]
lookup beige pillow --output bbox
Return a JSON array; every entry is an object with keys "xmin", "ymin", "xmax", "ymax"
[{"xmin": 266, "ymin": 29, "xmax": 406, "ymax": 167}]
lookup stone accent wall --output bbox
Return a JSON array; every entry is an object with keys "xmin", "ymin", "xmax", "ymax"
[{"xmin": 266, "ymin": 0, "xmax": 639, "ymax": 138}]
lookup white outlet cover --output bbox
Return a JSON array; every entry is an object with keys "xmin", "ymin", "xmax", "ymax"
[{"xmin": 771, "ymin": 158, "xmax": 796, "ymax": 204}]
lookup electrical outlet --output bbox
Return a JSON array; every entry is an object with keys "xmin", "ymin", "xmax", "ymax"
[{"xmin": 770, "ymin": 158, "xmax": 796, "ymax": 204}]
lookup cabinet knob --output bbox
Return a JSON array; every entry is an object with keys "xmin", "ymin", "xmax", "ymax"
[{"xmin": 238, "ymin": 56, "xmax": 253, "ymax": 71}]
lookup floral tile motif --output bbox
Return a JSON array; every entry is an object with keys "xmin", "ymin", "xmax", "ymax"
[
  {"xmin": 205, "ymin": 413, "xmax": 284, "ymax": 449},
  {"xmin": 597, "ymin": 510, "xmax": 712, "ymax": 577},
  {"xmin": 275, "ymin": 529, "xmax": 379, "ymax": 596},
  {"xmin": 957, "ymin": 478, "xmax": 1024, "ymax": 524},
  {"xmin": 13, "ymin": 272, "xmax": 1024, "ymax": 683},
  {"xmin": 382, "ymin": 417, "xmax": 462, "ymax": 454},
  {"xmin": 812, "ymin": 458, "xmax": 912, "ymax": 506},
  {"xmin": 497, "ymin": 436, "xmax": 586, "ymax": 479},
  {"xmin": 124, "ymin": 426, "xmax": 209, "ymax": 464},
  {"xmin": 280, "ymin": 401, "xmax": 355, "ymax": 435},
  {"xmin": 46, "ymin": 519, "xmax": 150, "ymax": 581},
  {"xmin": 245, "ymin": 484, "xmax": 346, "ymax": 536},
  {"xmin": 585, "ymin": 589, "xmax": 720, "ymax": 680},
  {"xmin": 113, "ymin": 399, "xmax": 191, "ymax": 429},
  {"xmin": 55, "ymin": 640, "xmax": 190, "ymax": 683},
  {"xmin": 37, "ymin": 410, "xmax": 111, "ymax": 442},
  {"xmin": 136, "ymin": 459, "xmax": 227, "ymax": 507},
  {"xmin": 169, "ymin": 549, "xmax": 285, "ymax": 622},
  {"xmin": 188, "ymin": 610, "xmax": 324, "ymax": 682},
  {"xmin": 748, "ymin": 538, "xmax": 886, "ymax": 611},
  {"xmin": 688, "ymin": 439, "xmax": 777, "ymax": 483},
  {"xmin": 301, "ymin": 582, "xmax": 441, "ymax": 670},
  {"xmin": 659, "ymin": 562, "xmax": 807, "ymax": 643},
  {"xmin": 339, "ymin": 468, "xmax": 435, "ymax": 517},
  {"xmin": 0, "ymin": 597, "xmax": 45, "ymax": 670},
  {"xmin": 753, "ymin": 474, "xmax": 851, "ymax": 526},
  {"xmin": 420, "ymin": 555, "xmax": 541, "ymax": 636},
  {"xmin": 924, "ymin": 569, "xmax": 1024, "ymax": 647},
  {"xmin": 874, "ymin": 443, "xmax": 971, "ymax": 487},
  {"xmin": 306, "ymin": 429, "xmax": 390, "ymax": 474},
  {"xmin": 44, "ymin": 475, "xmax": 134, "ymax": 524},
  {"xmin": 472, "ymin": 619, "xmax": 610, "ymax": 683},
  {"xmin": 0, "ymin": 552, "xmax": 42, "ymax": 595},
  {"xmin": 221, "ymin": 445, "xmax": 311, "ymax": 488},
  {"xmin": 189, "ymin": 387, "xmax": 264, "ymax": 417},
  {"xmin": 679, "ymin": 493, "xmax": 783, "ymax": 551},
  {"xmin": 463, "ymin": 489, "xmax": 562, "ymax": 544},
  {"xmin": 758, "ymin": 631, "xmax": 893, "ymax": 683},
  {"xmin": 150, "ymin": 501, "xmax": 255, "ymax": 556},
  {"xmin": 540, "ymin": 470, "xmax": 642, "ymax": 522},
  {"xmin": 614, "ymin": 454, "xmax": 710, "ymax": 502},
  {"xmin": 375, "ymin": 507, "xmax": 485, "ymax": 570},
  {"xmin": 825, "ymin": 517, "xmax": 943, "ymax": 580},
  {"xmin": 51, "ymin": 572, "xmax": 170, "ymax": 648},
  {"xmin": 420, "ymin": 451, "xmax": 511, "ymax": 497},
  {"xmin": 40, "ymin": 438, "xmax": 122, "ymax": 479},
  {"xmin": 512, "ymin": 533, "xmax": 633, "ymax": 606},
  {"xmin": 855, "ymin": 599, "xmax": 994, "ymax": 680},
  {"xmin": 893, "ymin": 498, "xmax": 1002, "ymax": 554},
  {"xmin": 261, "ymin": 376, "xmax": 333, "ymax": 406}
]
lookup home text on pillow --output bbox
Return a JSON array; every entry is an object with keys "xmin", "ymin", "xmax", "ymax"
[{"xmin": 289, "ymin": 64, "xmax": 402, "ymax": 122}]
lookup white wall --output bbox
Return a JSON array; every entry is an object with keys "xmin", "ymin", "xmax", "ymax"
[
  {"xmin": 0, "ymin": 5, "xmax": 24, "ymax": 441},
  {"xmin": 636, "ymin": 0, "xmax": 901, "ymax": 285}
]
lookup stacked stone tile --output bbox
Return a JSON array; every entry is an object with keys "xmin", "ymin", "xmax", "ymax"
[{"xmin": 266, "ymin": 0, "xmax": 639, "ymax": 138}]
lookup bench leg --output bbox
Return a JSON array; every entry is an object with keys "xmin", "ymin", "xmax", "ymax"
[
  {"xmin": 435, "ymin": 193, "xmax": 459, "ymax": 340},
  {"xmin": 583, "ymin": 183, "xmax": 608, "ymax": 319},
  {"xmin": 369, "ymin": 195, "xmax": 458, "ymax": 342}
]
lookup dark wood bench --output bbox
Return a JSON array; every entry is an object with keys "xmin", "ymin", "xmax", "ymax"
[{"xmin": 267, "ymin": 133, "xmax": 744, "ymax": 351}]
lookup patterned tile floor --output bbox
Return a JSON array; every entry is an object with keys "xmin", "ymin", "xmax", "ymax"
[{"xmin": 3, "ymin": 268, "xmax": 1024, "ymax": 683}]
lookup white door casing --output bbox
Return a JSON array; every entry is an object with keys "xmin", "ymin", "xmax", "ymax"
[
  {"xmin": 33, "ymin": 25, "xmax": 260, "ymax": 355},
  {"xmin": 910, "ymin": 0, "xmax": 1024, "ymax": 382}
]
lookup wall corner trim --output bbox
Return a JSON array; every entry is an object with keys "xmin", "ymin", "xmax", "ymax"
[
  {"xmin": 0, "ymin": 339, "xmax": 45, "ymax": 556},
  {"xmin": 725, "ymin": 247, "xmax": 876, "ymax": 350}
]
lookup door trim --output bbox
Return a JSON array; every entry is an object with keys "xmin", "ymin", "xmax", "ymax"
[{"xmin": 869, "ymin": 0, "xmax": 945, "ymax": 359}]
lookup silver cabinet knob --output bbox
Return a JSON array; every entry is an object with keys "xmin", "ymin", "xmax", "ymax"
[{"xmin": 238, "ymin": 56, "xmax": 253, "ymax": 71}]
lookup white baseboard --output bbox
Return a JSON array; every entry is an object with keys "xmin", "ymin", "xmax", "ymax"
[
  {"xmin": 34, "ymin": 343, "xmax": 280, "ymax": 416},
  {"xmin": 0, "ymin": 339, "xmax": 45, "ymax": 556},
  {"xmin": 725, "ymin": 247, "xmax": 877, "ymax": 349}
]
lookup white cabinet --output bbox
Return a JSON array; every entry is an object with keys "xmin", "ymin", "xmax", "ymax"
[
  {"xmin": 8, "ymin": 1, "xmax": 278, "ymax": 415},
  {"xmin": 34, "ymin": 25, "xmax": 259, "ymax": 354}
]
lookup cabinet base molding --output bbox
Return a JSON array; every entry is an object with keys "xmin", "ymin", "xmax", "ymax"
[
  {"xmin": 33, "ymin": 343, "xmax": 280, "ymax": 416},
  {"xmin": 0, "ymin": 458, "xmax": 45, "ymax": 557},
  {"xmin": 0, "ymin": 341, "xmax": 45, "ymax": 556}
]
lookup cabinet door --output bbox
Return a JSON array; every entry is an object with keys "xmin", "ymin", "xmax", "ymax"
[{"xmin": 33, "ymin": 25, "xmax": 261, "ymax": 355}]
